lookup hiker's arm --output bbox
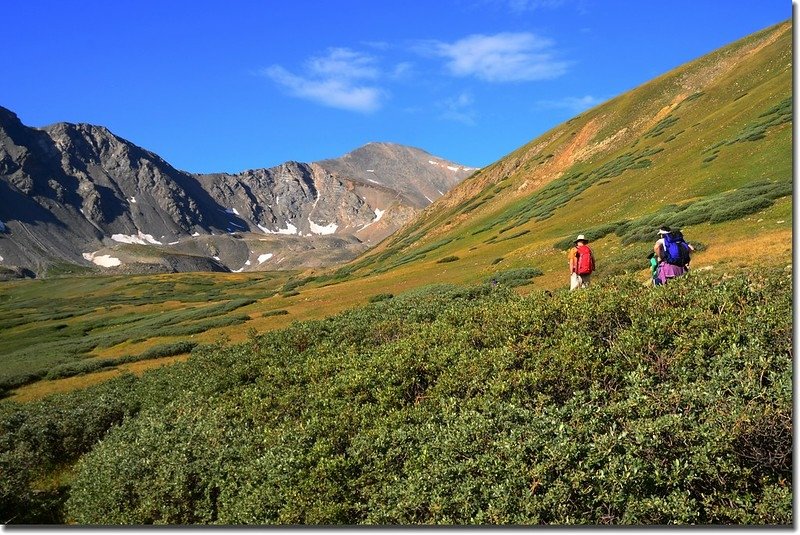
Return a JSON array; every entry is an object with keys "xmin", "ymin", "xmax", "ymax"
[{"xmin": 653, "ymin": 242, "xmax": 662, "ymax": 262}]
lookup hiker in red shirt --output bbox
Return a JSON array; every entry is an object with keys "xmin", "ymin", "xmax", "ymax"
[{"xmin": 569, "ymin": 234, "xmax": 595, "ymax": 291}]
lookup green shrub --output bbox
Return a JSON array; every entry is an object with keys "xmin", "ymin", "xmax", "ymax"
[
  {"xmin": 262, "ymin": 309, "xmax": 290, "ymax": 317},
  {"xmin": 709, "ymin": 197, "xmax": 774, "ymax": 223},
  {"xmin": 601, "ymin": 179, "xmax": 792, "ymax": 244},
  {"xmin": 368, "ymin": 293, "xmax": 394, "ymax": 303},
  {"xmin": 436, "ymin": 256, "xmax": 459, "ymax": 264},
  {"xmin": 704, "ymin": 97, "xmax": 791, "ymax": 158},
  {"xmin": 487, "ymin": 267, "xmax": 543, "ymax": 287},
  {"xmin": 644, "ymin": 115, "xmax": 679, "ymax": 138},
  {"xmin": 44, "ymin": 341, "xmax": 198, "ymax": 380},
  {"xmin": 282, "ymin": 277, "xmax": 317, "ymax": 293}
]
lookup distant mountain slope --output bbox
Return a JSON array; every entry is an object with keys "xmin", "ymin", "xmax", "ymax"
[
  {"xmin": 333, "ymin": 20, "xmax": 791, "ymax": 289},
  {"xmin": 0, "ymin": 110, "xmax": 476, "ymax": 276},
  {"xmin": 317, "ymin": 142, "xmax": 477, "ymax": 208},
  {"xmin": 0, "ymin": 109, "xmax": 227, "ymax": 273},
  {"xmin": 196, "ymin": 142, "xmax": 475, "ymax": 247}
]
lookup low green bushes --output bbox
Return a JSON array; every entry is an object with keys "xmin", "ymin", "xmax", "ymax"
[
  {"xmin": 644, "ymin": 114, "xmax": 679, "ymax": 138},
  {"xmin": 0, "ymin": 269, "xmax": 792, "ymax": 525},
  {"xmin": 262, "ymin": 309, "xmax": 290, "ymax": 317},
  {"xmin": 700, "ymin": 97, "xmax": 791, "ymax": 164},
  {"xmin": 0, "ymin": 297, "xmax": 256, "ymax": 395},
  {"xmin": 44, "ymin": 341, "xmax": 198, "ymax": 381},
  {"xmin": 476, "ymin": 146, "xmax": 665, "ymax": 237},
  {"xmin": 436, "ymin": 256, "xmax": 459, "ymax": 264},
  {"xmin": 553, "ymin": 178, "xmax": 791, "ymax": 248},
  {"xmin": 486, "ymin": 267, "xmax": 544, "ymax": 287}
]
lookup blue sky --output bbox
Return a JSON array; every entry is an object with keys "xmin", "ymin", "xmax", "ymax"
[{"xmin": 4, "ymin": 0, "xmax": 790, "ymax": 173}]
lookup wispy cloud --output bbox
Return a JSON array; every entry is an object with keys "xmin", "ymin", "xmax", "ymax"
[
  {"xmin": 305, "ymin": 48, "xmax": 379, "ymax": 80},
  {"xmin": 534, "ymin": 95, "xmax": 604, "ymax": 112},
  {"xmin": 505, "ymin": 0, "xmax": 566, "ymax": 13},
  {"xmin": 419, "ymin": 32, "xmax": 569, "ymax": 82},
  {"xmin": 390, "ymin": 62, "xmax": 415, "ymax": 80},
  {"xmin": 473, "ymin": 0, "xmax": 580, "ymax": 14},
  {"xmin": 262, "ymin": 48, "xmax": 386, "ymax": 113},
  {"xmin": 439, "ymin": 91, "xmax": 478, "ymax": 125}
]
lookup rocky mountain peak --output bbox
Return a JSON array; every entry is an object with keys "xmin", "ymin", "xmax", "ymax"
[
  {"xmin": 0, "ymin": 108, "xmax": 476, "ymax": 275},
  {"xmin": 317, "ymin": 142, "xmax": 478, "ymax": 208}
]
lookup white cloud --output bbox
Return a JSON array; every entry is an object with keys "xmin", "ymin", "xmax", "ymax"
[
  {"xmin": 473, "ymin": 0, "xmax": 576, "ymax": 14},
  {"xmin": 390, "ymin": 62, "xmax": 415, "ymax": 79},
  {"xmin": 422, "ymin": 32, "xmax": 569, "ymax": 82},
  {"xmin": 505, "ymin": 0, "xmax": 566, "ymax": 12},
  {"xmin": 263, "ymin": 48, "xmax": 386, "ymax": 113},
  {"xmin": 306, "ymin": 48, "xmax": 379, "ymax": 80},
  {"xmin": 535, "ymin": 95, "xmax": 604, "ymax": 112},
  {"xmin": 439, "ymin": 91, "xmax": 477, "ymax": 125}
]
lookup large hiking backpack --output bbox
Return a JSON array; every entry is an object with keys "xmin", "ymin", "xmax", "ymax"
[
  {"xmin": 662, "ymin": 231, "xmax": 690, "ymax": 266},
  {"xmin": 575, "ymin": 244, "xmax": 594, "ymax": 275}
]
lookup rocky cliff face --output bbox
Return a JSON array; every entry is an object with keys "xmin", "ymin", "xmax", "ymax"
[{"xmin": 0, "ymin": 106, "xmax": 476, "ymax": 275}]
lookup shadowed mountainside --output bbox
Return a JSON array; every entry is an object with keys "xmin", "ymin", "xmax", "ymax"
[{"xmin": 0, "ymin": 113, "xmax": 475, "ymax": 276}]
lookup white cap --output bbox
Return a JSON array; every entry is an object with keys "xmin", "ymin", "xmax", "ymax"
[{"xmin": 575, "ymin": 234, "xmax": 587, "ymax": 242}]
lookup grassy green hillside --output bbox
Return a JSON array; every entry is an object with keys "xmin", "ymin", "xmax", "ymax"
[
  {"xmin": 330, "ymin": 20, "xmax": 791, "ymax": 289},
  {"xmin": 0, "ymin": 272, "xmax": 293, "ymax": 400}
]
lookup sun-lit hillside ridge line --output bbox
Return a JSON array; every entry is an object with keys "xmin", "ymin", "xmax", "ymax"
[{"xmin": 320, "ymin": 19, "xmax": 791, "ymax": 287}]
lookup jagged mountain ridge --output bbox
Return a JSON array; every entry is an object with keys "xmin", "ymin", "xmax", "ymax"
[{"xmin": 0, "ymin": 108, "xmax": 476, "ymax": 275}]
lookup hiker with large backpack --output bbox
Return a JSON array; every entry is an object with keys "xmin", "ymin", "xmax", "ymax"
[
  {"xmin": 654, "ymin": 226, "xmax": 694, "ymax": 284},
  {"xmin": 569, "ymin": 234, "xmax": 595, "ymax": 290}
]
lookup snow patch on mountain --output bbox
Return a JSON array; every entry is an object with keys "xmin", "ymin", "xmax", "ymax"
[
  {"xmin": 357, "ymin": 208, "xmax": 386, "ymax": 232},
  {"xmin": 111, "ymin": 231, "xmax": 163, "ymax": 245},
  {"xmin": 309, "ymin": 220, "xmax": 338, "ymax": 235},
  {"xmin": 83, "ymin": 252, "xmax": 122, "ymax": 267},
  {"xmin": 258, "ymin": 222, "xmax": 298, "ymax": 235},
  {"xmin": 258, "ymin": 253, "xmax": 274, "ymax": 264}
]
